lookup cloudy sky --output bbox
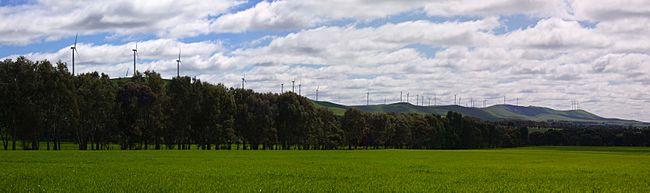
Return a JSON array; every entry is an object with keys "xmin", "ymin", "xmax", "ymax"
[{"xmin": 1, "ymin": 0, "xmax": 649, "ymax": 121}]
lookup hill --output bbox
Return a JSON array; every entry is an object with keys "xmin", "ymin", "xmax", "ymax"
[{"xmin": 313, "ymin": 101, "xmax": 649, "ymax": 127}]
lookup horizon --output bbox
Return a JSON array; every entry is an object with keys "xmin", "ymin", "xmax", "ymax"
[{"xmin": 0, "ymin": 0, "xmax": 649, "ymax": 122}]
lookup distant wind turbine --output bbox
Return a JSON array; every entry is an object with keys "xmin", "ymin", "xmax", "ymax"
[
  {"xmin": 132, "ymin": 43, "xmax": 139, "ymax": 76},
  {"xmin": 366, "ymin": 90, "xmax": 370, "ymax": 105},
  {"xmin": 241, "ymin": 74, "xmax": 246, "ymax": 89},
  {"xmin": 454, "ymin": 94, "xmax": 457, "ymax": 105},
  {"xmin": 70, "ymin": 33, "xmax": 80, "ymax": 76},
  {"xmin": 407, "ymin": 92, "xmax": 410, "ymax": 103},
  {"xmin": 176, "ymin": 48, "xmax": 182, "ymax": 77}
]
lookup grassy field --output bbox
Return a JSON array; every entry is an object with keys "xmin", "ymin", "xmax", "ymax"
[{"xmin": 1, "ymin": 147, "xmax": 650, "ymax": 192}]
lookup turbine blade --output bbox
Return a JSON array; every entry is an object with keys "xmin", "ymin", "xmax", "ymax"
[
  {"xmin": 74, "ymin": 33, "xmax": 78, "ymax": 47},
  {"xmin": 74, "ymin": 49, "xmax": 81, "ymax": 64}
]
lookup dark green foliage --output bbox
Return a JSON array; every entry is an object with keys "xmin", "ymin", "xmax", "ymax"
[{"xmin": 1, "ymin": 57, "xmax": 648, "ymax": 151}]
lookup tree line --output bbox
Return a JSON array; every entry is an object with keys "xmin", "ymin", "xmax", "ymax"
[{"xmin": 1, "ymin": 57, "xmax": 648, "ymax": 150}]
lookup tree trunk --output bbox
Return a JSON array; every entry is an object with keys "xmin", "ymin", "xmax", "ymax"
[{"xmin": 11, "ymin": 127, "xmax": 16, "ymax": 150}]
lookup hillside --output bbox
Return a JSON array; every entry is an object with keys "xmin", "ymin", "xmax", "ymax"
[{"xmin": 313, "ymin": 101, "xmax": 649, "ymax": 127}]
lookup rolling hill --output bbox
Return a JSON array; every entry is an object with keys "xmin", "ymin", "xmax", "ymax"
[{"xmin": 313, "ymin": 101, "xmax": 650, "ymax": 127}]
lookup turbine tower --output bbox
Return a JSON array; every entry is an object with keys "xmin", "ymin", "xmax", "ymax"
[
  {"xmin": 298, "ymin": 81, "xmax": 301, "ymax": 96},
  {"xmin": 366, "ymin": 90, "xmax": 370, "ymax": 105},
  {"xmin": 132, "ymin": 43, "xmax": 138, "ymax": 76},
  {"xmin": 176, "ymin": 48, "xmax": 182, "ymax": 77},
  {"xmin": 316, "ymin": 86, "xmax": 319, "ymax": 101},
  {"xmin": 241, "ymin": 74, "xmax": 246, "ymax": 89},
  {"xmin": 516, "ymin": 97, "xmax": 519, "ymax": 106},
  {"xmin": 434, "ymin": 93, "xmax": 437, "ymax": 106},
  {"xmin": 292, "ymin": 80, "xmax": 295, "ymax": 93},
  {"xmin": 281, "ymin": 83, "xmax": 284, "ymax": 93},
  {"xmin": 70, "ymin": 33, "xmax": 79, "ymax": 76},
  {"xmin": 422, "ymin": 95, "xmax": 424, "ymax": 106},
  {"xmin": 407, "ymin": 92, "xmax": 410, "ymax": 103}
]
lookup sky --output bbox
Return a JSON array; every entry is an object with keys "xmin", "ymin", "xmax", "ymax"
[{"xmin": 0, "ymin": 0, "xmax": 649, "ymax": 122}]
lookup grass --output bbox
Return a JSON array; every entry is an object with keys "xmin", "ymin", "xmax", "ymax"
[{"xmin": 1, "ymin": 146, "xmax": 650, "ymax": 192}]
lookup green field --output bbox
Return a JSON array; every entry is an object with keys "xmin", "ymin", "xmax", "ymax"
[{"xmin": 1, "ymin": 147, "xmax": 650, "ymax": 192}]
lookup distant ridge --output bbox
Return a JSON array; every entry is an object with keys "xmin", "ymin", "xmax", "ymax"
[{"xmin": 313, "ymin": 101, "xmax": 650, "ymax": 127}]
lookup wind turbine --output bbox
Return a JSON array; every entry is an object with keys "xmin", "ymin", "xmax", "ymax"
[
  {"xmin": 176, "ymin": 48, "xmax": 182, "ymax": 77},
  {"xmin": 422, "ymin": 95, "xmax": 424, "ymax": 106},
  {"xmin": 281, "ymin": 83, "xmax": 284, "ymax": 93},
  {"xmin": 433, "ymin": 94, "xmax": 437, "ymax": 106},
  {"xmin": 407, "ymin": 92, "xmax": 410, "ymax": 103},
  {"xmin": 416, "ymin": 94, "xmax": 419, "ymax": 106},
  {"xmin": 70, "ymin": 33, "xmax": 80, "ymax": 76},
  {"xmin": 400, "ymin": 91, "xmax": 403, "ymax": 102},
  {"xmin": 241, "ymin": 74, "xmax": 246, "ymax": 89},
  {"xmin": 366, "ymin": 89, "xmax": 370, "ymax": 105},
  {"xmin": 132, "ymin": 43, "xmax": 138, "ymax": 76},
  {"xmin": 315, "ymin": 85, "xmax": 319, "ymax": 101},
  {"xmin": 454, "ymin": 94, "xmax": 457, "ymax": 105},
  {"xmin": 298, "ymin": 80, "xmax": 302, "ymax": 96},
  {"xmin": 291, "ymin": 80, "xmax": 295, "ymax": 93},
  {"xmin": 516, "ymin": 97, "xmax": 519, "ymax": 106}
]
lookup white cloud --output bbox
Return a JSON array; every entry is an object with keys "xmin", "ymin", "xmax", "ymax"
[
  {"xmin": 0, "ymin": 0, "xmax": 241, "ymax": 45},
  {"xmin": 502, "ymin": 18, "xmax": 611, "ymax": 49},
  {"xmin": 3, "ymin": 0, "xmax": 650, "ymax": 122},
  {"xmin": 423, "ymin": 0, "xmax": 572, "ymax": 18},
  {"xmin": 216, "ymin": 16, "xmax": 650, "ymax": 121},
  {"xmin": 212, "ymin": 0, "xmax": 572, "ymax": 33},
  {"xmin": 3, "ymin": 39, "xmax": 224, "ymax": 78},
  {"xmin": 570, "ymin": 0, "xmax": 650, "ymax": 21}
]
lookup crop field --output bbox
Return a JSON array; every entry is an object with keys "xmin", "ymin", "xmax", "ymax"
[{"xmin": 1, "ymin": 146, "xmax": 650, "ymax": 192}]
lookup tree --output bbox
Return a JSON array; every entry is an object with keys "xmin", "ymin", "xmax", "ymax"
[
  {"xmin": 367, "ymin": 113, "xmax": 394, "ymax": 149},
  {"xmin": 317, "ymin": 108, "xmax": 343, "ymax": 149},
  {"xmin": 143, "ymin": 71, "xmax": 166, "ymax": 150},
  {"xmin": 115, "ymin": 75, "xmax": 155, "ymax": 150},
  {"xmin": 75, "ymin": 72, "xmax": 115, "ymax": 150},
  {"xmin": 166, "ymin": 76, "xmax": 192, "ymax": 149},
  {"xmin": 341, "ymin": 108, "xmax": 367, "ymax": 149},
  {"xmin": 0, "ymin": 59, "xmax": 12, "ymax": 150}
]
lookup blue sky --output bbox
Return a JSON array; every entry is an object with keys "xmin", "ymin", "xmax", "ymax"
[
  {"xmin": 1, "ymin": 0, "xmax": 649, "ymax": 122},
  {"xmin": 0, "ymin": 2, "xmax": 539, "ymax": 56}
]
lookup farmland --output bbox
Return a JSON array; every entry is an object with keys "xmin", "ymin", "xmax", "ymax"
[{"xmin": 1, "ymin": 146, "xmax": 650, "ymax": 192}]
